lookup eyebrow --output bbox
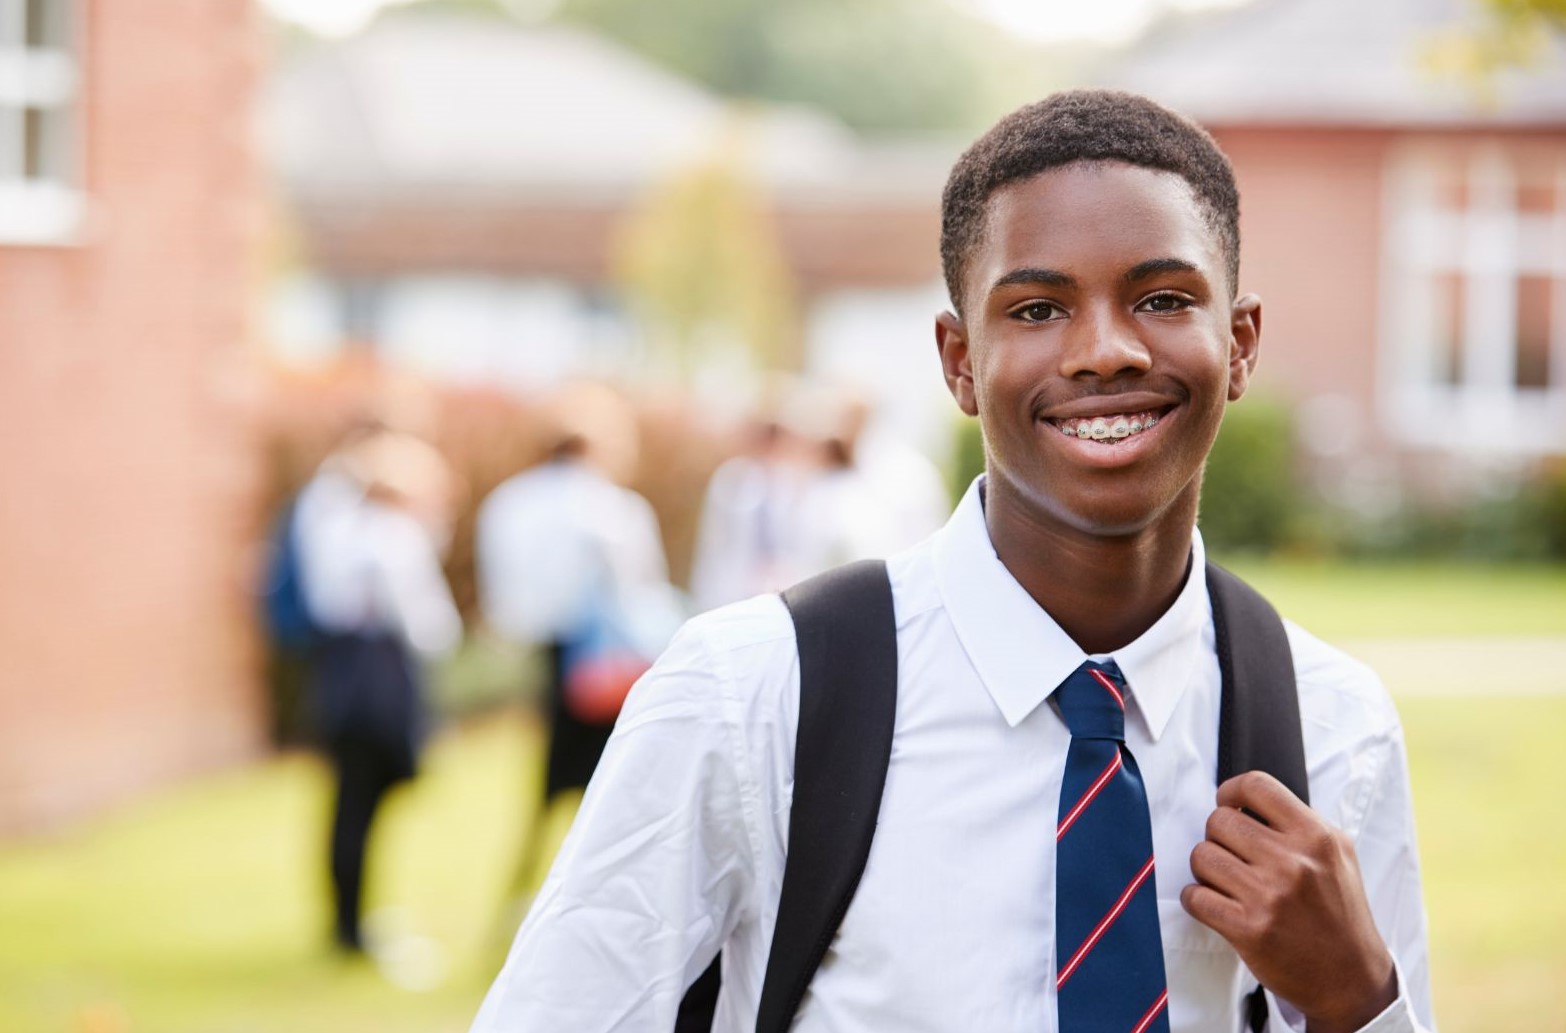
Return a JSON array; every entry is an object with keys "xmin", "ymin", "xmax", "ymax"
[
  {"xmin": 1124, "ymin": 257, "xmax": 1201, "ymax": 283},
  {"xmin": 988, "ymin": 267, "xmax": 1076, "ymax": 295},
  {"xmin": 988, "ymin": 257, "xmax": 1204, "ymax": 298}
]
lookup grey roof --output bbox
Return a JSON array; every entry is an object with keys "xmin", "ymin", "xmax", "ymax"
[
  {"xmin": 262, "ymin": 14, "xmax": 956, "ymax": 205},
  {"xmin": 1096, "ymin": 0, "xmax": 1566, "ymax": 127}
]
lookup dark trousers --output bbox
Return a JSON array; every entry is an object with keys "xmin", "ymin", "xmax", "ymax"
[
  {"xmin": 508, "ymin": 640, "xmax": 617, "ymax": 899},
  {"xmin": 329, "ymin": 734, "xmax": 400, "ymax": 950},
  {"xmin": 543, "ymin": 640, "xmax": 615, "ymax": 798},
  {"xmin": 313, "ymin": 631, "xmax": 422, "ymax": 951}
]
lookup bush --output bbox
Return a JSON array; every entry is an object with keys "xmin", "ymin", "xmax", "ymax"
[
  {"xmin": 1345, "ymin": 461, "xmax": 1566, "ymax": 563},
  {"xmin": 947, "ymin": 415, "xmax": 986, "ymax": 505},
  {"xmin": 1198, "ymin": 398, "xmax": 1303, "ymax": 554}
]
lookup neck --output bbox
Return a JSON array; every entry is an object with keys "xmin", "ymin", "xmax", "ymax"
[{"xmin": 983, "ymin": 480, "xmax": 1197, "ymax": 655}]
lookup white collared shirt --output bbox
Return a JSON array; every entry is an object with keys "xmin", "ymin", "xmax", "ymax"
[
  {"xmin": 472, "ymin": 479, "xmax": 1435, "ymax": 1033},
  {"xmin": 294, "ymin": 467, "xmax": 461, "ymax": 658},
  {"xmin": 475, "ymin": 459, "xmax": 671, "ymax": 644}
]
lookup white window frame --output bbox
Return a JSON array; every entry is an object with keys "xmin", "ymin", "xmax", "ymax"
[
  {"xmin": 1379, "ymin": 142, "xmax": 1566, "ymax": 456},
  {"xmin": 0, "ymin": 0, "xmax": 82, "ymax": 245}
]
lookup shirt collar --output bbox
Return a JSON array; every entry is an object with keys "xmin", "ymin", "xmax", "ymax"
[{"xmin": 931, "ymin": 476, "xmax": 1209, "ymax": 740}]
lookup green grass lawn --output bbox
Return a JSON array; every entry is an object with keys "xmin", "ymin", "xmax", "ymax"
[
  {"xmin": 1214, "ymin": 557, "xmax": 1566, "ymax": 639},
  {"xmin": 2, "ymin": 560, "xmax": 1562, "ymax": 1032},
  {"xmin": 0, "ymin": 715, "xmax": 549, "ymax": 1033}
]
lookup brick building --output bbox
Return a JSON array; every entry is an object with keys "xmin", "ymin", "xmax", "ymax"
[{"xmin": 0, "ymin": 0, "xmax": 265, "ymax": 832}]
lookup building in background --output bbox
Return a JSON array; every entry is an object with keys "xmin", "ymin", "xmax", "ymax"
[
  {"xmin": 261, "ymin": 13, "xmax": 958, "ymax": 454},
  {"xmin": 1100, "ymin": 0, "xmax": 1566, "ymax": 511},
  {"xmin": 0, "ymin": 0, "xmax": 264, "ymax": 832}
]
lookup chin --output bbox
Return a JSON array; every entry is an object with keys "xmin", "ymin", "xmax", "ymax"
[{"xmin": 1032, "ymin": 476, "xmax": 1192, "ymax": 541}]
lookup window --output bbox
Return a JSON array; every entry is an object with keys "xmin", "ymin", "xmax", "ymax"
[
  {"xmin": 0, "ymin": 0, "xmax": 80, "ymax": 244},
  {"xmin": 1381, "ymin": 144, "xmax": 1566, "ymax": 454}
]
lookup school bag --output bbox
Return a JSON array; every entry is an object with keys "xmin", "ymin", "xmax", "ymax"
[
  {"xmin": 676, "ymin": 558, "xmax": 1309, "ymax": 1033},
  {"xmin": 260, "ymin": 498, "xmax": 325, "ymax": 653}
]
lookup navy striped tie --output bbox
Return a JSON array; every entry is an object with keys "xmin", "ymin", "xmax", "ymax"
[{"xmin": 1053, "ymin": 660, "xmax": 1170, "ymax": 1033}]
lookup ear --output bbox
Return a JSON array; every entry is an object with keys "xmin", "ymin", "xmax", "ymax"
[
  {"xmin": 1226, "ymin": 293, "xmax": 1262, "ymax": 402},
  {"xmin": 936, "ymin": 310, "xmax": 977, "ymax": 417}
]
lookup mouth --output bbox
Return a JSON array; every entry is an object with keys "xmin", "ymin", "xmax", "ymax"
[{"xmin": 1044, "ymin": 407, "xmax": 1173, "ymax": 447}]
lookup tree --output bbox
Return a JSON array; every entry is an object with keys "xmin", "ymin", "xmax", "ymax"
[
  {"xmin": 613, "ymin": 123, "xmax": 799, "ymax": 376},
  {"xmin": 1422, "ymin": 0, "xmax": 1565, "ymax": 84}
]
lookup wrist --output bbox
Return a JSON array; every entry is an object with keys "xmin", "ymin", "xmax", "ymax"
[{"xmin": 1303, "ymin": 956, "xmax": 1398, "ymax": 1033}]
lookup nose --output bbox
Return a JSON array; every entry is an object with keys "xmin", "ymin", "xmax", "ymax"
[{"xmin": 1058, "ymin": 302, "xmax": 1152, "ymax": 380}]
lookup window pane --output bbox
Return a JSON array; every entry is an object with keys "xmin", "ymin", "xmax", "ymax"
[
  {"xmin": 1435, "ymin": 270, "xmax": 1465, "ymax": 386},
  {"xmin": 21, "ymin": 102, "xmax": 67, "ymax": 181},
  {"xmin": 1516, "ymin": 158, "xmax": 1558, "ymax": 217},
  {"xmin": 1515, "ymin": 276, "xmax": 1553, "ymax": 389},
  {"xmin": 0, "ymin": 103, "xmax": 20, "ymax": 179},
  {"xmin": 0, "ymin": 0, "xmax": 21, "ymax": 48},
  {"xmin": 24, "ymin": 0, "xmax": 68, "ymax": 49}
]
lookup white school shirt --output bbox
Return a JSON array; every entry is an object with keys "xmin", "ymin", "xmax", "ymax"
[
  {"xmin": 294, "ymin": 468, "xmax": 461, "ymax": 659},
  {"xmin": 475, "ymin": 459, "xmax": 671, "ymax": 644},
  {"xmin": 472, "ymin": 478, "xmax": 1435, "ymax": 1033},
  {"xmin": 689, "ymin": 455, "xmax": 800, "ymax": 613}
]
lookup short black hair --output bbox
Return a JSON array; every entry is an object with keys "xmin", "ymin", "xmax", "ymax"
[{"xmin": 940, "ymin": 89, "xmax": 1240, "ymax": 314}]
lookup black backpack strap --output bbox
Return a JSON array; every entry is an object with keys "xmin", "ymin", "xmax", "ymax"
[
  {"xmin": 1207, "ymin": 561, "xmax": 1309, "ymax": 805},
  {"xmin": 1207, "ymin": 560, "xmax": 1309, "ymax": 1033},
  {"xmin": 674, "ymin": 560, "xmax": 898, "ymax": 1033}
]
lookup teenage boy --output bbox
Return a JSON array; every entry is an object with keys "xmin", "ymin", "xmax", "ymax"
[{"xmin": 471, "ymin": 90, "xmax": 1434, "ymax": 1033}]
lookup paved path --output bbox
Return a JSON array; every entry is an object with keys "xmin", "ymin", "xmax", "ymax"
[{"xmin": 1331, "ymin": 637, "xmax": 1566, "ymax": 696}]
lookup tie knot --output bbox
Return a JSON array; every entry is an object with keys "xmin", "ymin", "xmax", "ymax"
[{"xmin": 1054, "ymin": 660, "xmax": 1128, "ymax": 740}]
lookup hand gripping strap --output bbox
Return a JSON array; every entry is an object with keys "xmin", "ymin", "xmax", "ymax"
[{"xmin": 1206, "ymin": 561, "xmax": 1309, "ymax": 1033}]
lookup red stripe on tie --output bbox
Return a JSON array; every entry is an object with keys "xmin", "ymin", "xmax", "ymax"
[
  {"xmin": 1089, "ymin": 668, "xmax": 1125, "ymax": 710},
  {"xmin": 1130, "ymin": 989, "xmax": 1169, "ymax": 1033},
  {"xmin": 1056, "ymin": 855, "xmax": 1157, "ymax": 989},
  {"xmin": 1057, "ymin": 751, "xmax": 1123, "ymax": 840}
]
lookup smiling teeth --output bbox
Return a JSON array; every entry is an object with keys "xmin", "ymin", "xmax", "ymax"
[{"xmin": 1054, "ymin": 412, "xmax": 1160, "ymax": 442}]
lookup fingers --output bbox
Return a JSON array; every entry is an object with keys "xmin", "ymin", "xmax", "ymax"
[
  {"xmin": 1179, "ymin": 881, "xmax": 1245, "ymax": 939},
  {"xmin": 1215, "ymin": 770, "xmax": 1312, "ymax": 832},
  {"xmin": 1188, "ymin": 838, "xmax": 1260, "ymax": 901},
  {"xmin": 1202, "ymin": 804, "xmax": 1277, "ymax": 864}
]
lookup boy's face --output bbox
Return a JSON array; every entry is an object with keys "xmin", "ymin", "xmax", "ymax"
[{"xmin": 936, "ymin": 161, "xmax": 1261, "ymax": 538}]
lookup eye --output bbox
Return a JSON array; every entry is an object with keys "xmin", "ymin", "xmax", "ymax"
[
  {"xmin": 1012, "ymin": 301, "xmax": 1064, "ymax": 323},
  {"xmin": 1138, "ymin": 292, "xmax": 1191, "ymax": 313}
]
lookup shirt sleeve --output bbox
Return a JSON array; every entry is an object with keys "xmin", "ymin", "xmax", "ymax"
[
  {"xmin": 1272, "ymin": 718, "xmax": 1437, "ymax": 1033},
  {"xmin": 374, "ymin": 510, "xmax": 462, "ymax": 659},
  {"xmin": 470, "ymin": 618, "xmax": 758, "ymax": 1032}
]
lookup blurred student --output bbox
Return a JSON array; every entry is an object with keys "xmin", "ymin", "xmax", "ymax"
[
  {"xmin": 295, "ymin": 428, "xmax": 462, "ymax": 952},
  {"xmin": 790, "ymin": 391, "xmax": 949, "ymax": 578},
  {"xmin": 837, "ymin": 395, "xmax": 952, "ymax": 554},
  {"xmin": 474, "ymin": 388, "xmax": 682, "ymax": 899},
  {"xmin": 688, "ymin": 416, "xmax": 803, "ymax": 612}
]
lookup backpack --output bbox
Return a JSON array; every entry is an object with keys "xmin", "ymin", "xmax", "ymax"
[
  {"xmin": 260, "ymin": 498, "xmax": 325, "ymax": 653},
  {"xmin": 676, "ymin": 559, "xmax": 1308, "ymax": 1033}
]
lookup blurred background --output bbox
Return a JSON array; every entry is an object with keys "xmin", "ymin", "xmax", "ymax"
[{"xmin": 1, "ymin": 0, "xmax": 1563, "ymax": 1030}]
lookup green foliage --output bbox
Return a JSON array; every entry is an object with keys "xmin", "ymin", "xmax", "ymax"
[
  {"xmin": 1338, "ymin": 463, "xmax": 1566, "ymax": 563},
  {"xmin": 395, "ymin": 0, "xmax": 1068, "ymax": 134},
  {"xmin": 1420, "ymin": 0, "xmax": 1566, "ymax": 86},
  {"xmin": 614, "ymin": 131, "xmax": 799, "ymax": 372},
  {"xmin": 947, "ymin": 415, "xmax": 985, "ymax": 505},
  {"xmin": 551, "ymin": 0, "xmax": 1037, "ymax": 132},
  {"xmin": 1198, "ymin": 397, "xmax": 1302, "ymax": 554}
]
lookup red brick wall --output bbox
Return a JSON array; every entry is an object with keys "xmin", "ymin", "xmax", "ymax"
[
  {"xmin": 1214, "ymin": 128, "xmax": 1390, "ymax": 441},
  {"xmin": 0, "ymin": 0, "xmax": 266, "ymax": 833}
]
